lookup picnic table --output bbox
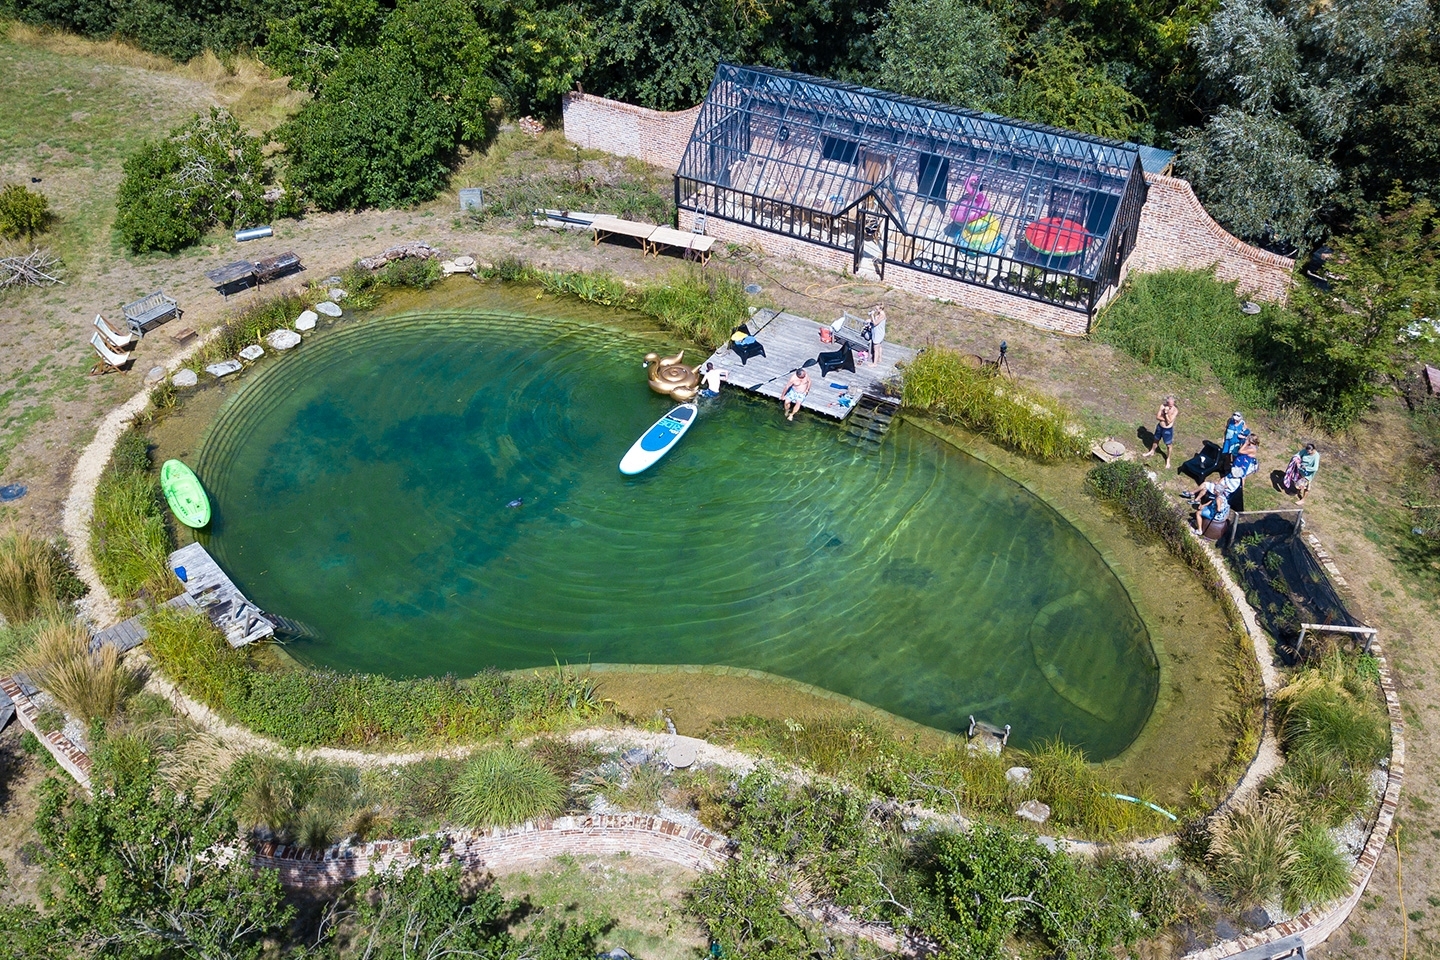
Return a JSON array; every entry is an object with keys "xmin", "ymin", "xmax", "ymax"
[
  {"xmin": 205, "ymin": 260, "xmax": 257, "ymax": 296},
  {"xmin": 123, "ymin": 291, "xmax": 180, "ymax": 336},
  {"xmin": 644, "ymin": 226, "xmax": 716, "ymax": 263},
  {"xmin": 254, "ymin": 251, "xmax": 303, "ymax": 283}
]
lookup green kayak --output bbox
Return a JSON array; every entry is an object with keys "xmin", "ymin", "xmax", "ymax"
[{"xmin": 161, "ymin": 459, "xmax": 211, "ymax": 528}]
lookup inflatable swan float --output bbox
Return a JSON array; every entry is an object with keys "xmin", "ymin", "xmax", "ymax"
[{"xmin": 645, "ymin": 350, "xmax": 701, "ymax": 402}]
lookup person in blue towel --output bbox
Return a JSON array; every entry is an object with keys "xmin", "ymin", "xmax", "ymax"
[
  {"xmin": 1220, "ymin": 411, "xmax": 1248, "ymax": 474},
  {"xmin": 1232, "ymin": 432, "xmax": 1260, "ymax": 479},
  {"xmin": 1192, "ymin": 482, "xmax": 1232, "ymax": 534}
]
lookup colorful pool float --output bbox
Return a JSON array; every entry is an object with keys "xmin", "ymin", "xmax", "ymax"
[
  {"xmin": 1022, "ymin": 217, "xmax": 1089, "ymax": 257},
  {"xmin": 949, "ymin": 214, "xmax": 1005, "ymax": 254},
  {"xmin": 949, "ymin": 174, "xmax": 990, "ymax": 225}
]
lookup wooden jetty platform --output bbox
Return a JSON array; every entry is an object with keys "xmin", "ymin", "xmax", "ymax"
[
  {"xmin": 92, "ymin": 543, "xmax": 276, "ymax": 651},
  {"xmin": 701, "ymin": 309, "xmax": 913, "ymax": 420}
]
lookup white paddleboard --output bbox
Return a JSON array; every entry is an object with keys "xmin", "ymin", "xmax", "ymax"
[{"xmin": 619, "ymin": 403, "xmax": 698, "ymax": 475}]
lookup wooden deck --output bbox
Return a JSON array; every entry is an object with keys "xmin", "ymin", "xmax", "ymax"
[
  {"xmin": 90, "ymin": 593, "xmax": 196, "ymax": 653},
  {"xmin": 702, "ymin": 309, "xmax": 912, "ymax": 419},
  {"xmin": 166, "ymin": 542, "xmax": 275, "ymax": 648}
]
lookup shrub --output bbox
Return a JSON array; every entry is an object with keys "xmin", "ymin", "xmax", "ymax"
[
  {"xmin": 115, "ymin": 109, "xmax": 278, "ymax": 254},
  {"xmin": 1274, "ymin": 672, "xmax": 1389, "ymax": 768},
  {"xmin": 1207, "ymin": 800, "xmax": 1299, "ymax": 908},
  {"xmin": 902, "ymin": 346, "xmax": 1088, "ymax": 460},
  {"xmin": 1094, "ymin": 268, "xmax": 1276, "ymax": 409},
  {"xmin": 142, "ymin": 607, "xmax": 250, "ymax": 710},
  {"xmin": 0, "ymin": 528, "xmax": 84, "ymax": 623},
  {"xmin": 1270, "ymin": 744, "xmax": 1374, "ymax": 827},
  {"xmin": 90, "ymin": 433, "xmax": 173, "ymax": 601},
  {"xmin": 451, "ymin": 747, "xmax": 566, "ymax": 827},
  {"xmin": 0, "ymin": 183, "xmax": 51, "ymax": 238},
  {"xmin": 378, "ymin": 256, "xmax": 443, "ymax": 291},
  {"xmin": 21, "ymin": 620, "xmax": 137, "ymax": 722}
]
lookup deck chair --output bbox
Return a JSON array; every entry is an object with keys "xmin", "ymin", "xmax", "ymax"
[
  {"xmin": 90, "ymin": 331, "xmax": 133, "ymax": 373},
  {"xmin": 93, "ymin": 314, "xmax": 135, "ymax": 350},
  {"xmin": 728, "ymin": 323, "xmax": 766, "ymax": 364},
  {"xmin": 818, "ymin": 340, "xmax": 856, "ymax": 376}
]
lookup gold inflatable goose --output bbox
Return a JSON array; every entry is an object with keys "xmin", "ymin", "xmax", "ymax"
[{"xmin": 645, "ymin": 350, "xmax": 701, "ymax": 401}]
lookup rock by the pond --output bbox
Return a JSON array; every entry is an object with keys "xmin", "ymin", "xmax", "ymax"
[
  {"xmin": 1005, "ymin": 766, "xmax": 1032, "ymax": 785},
  {"xmin": 144, "ymin": 365, "xmax": 166, "ymax": 384},
  {"xmin": 239, "ymin": 344, "xmax": 265, "ymax": 361},
  {"xmin": 1015, "ymin": 800, "xmax": 1051, "ymax": 824},
  {"xmin": 172, "ymin": 369, "xmax": 198, "ymax": 387},
  {"xmin": 295, "ymin": 310, "xmax": 318, "ymax": 331},
  {"xmin": 316, "ymin": 300, "xmax": 342, "ymax": 317},
  {"xmin": 206, "ymin": 359, "xmax": 242, "ymax": 378},
  {"xmin": 328, "ymin": 287, "xmax": 347, "ymax": 301},
  {"xmin": 267, "ymin": 329, "xmax": 302, "ymax": 350}
]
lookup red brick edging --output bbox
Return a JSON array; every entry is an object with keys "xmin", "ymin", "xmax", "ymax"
[{"xmin": 0, "ymin": 675, "xmax": 93, "ymax": 792}]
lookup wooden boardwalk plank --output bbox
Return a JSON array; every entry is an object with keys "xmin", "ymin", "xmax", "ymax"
[
  {"xmin": 701, "ymin": 310, "xmax": 912, "ymax": 420},
  {"xmin": 168, "ymin": 542, "xmax": 275, "ymax": 648}
]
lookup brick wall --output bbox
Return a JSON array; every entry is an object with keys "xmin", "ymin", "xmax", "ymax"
[
  {"xmin": 0, "ymin": 675, "xmax": 93, "ymax": 792},
  {"xmin": 561, "ymin": 92, "xmax": 701, "ymax": 172},
  {"xmin": 1129, "ymin": 175, "xmax": 1296, "ymax": 302}
]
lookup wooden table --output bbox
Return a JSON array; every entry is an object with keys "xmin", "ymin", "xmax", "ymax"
[
  {"xmin": 591, "ymin": 216, "xmax": 659, "ymax": 247},
  {"xmin": 644, "ymin": 226, "xmax": 717, "ymax": 263}
]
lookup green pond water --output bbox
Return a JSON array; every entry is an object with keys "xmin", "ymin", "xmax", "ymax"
[{"xmin": 195, "ymin": 310, "xmax": 1158, "ymax": 758}]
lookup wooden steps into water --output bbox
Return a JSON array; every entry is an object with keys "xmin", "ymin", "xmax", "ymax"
[
  {"xmin": 166, "ymin": 543, "xmax": 276, "ymax": 648},
  {"xmin": 842, "ymin": 395, "xmax": 902, "ymax": 448},
  {"xmin": 700, "ymin": 309, "xmax": 913, "ymax": 422}
]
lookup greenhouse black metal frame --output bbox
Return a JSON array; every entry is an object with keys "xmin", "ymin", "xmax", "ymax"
[{"xmin": 675, "ymin": 64, "xmax": 1149, "ymax": 318}]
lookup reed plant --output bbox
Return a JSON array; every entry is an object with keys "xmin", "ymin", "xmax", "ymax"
[
  {"xmin": 91, "ymin": 466, "xmax": 173, "ymax": 601},
  {"xmin": 1086, "ymin": 460, "xmax": 1209, "ymax": 575},
  {"xmin": 0, "ymin": 528, "xmax": 84, "ymax": 624},
  {"xmin": 902, "ymin": 347, "xmax": 1088, "ymax": 460},
  {"xmin": 21, "ymin": 619, "xmax": 138, "ymax": 723},
  {"xmin": 1283, "ymin": 822, "xmax": 1352, "ymax": 912},
  {"xmin": 141, "ymin": 606, "xmax": 249, "ymax": 710},
  {"xmin": 451, "ymin": 747, "xmax": 567, "ymax": 828},
  {"xmin": 637, "ymin": 269, "xmax": 750, "ymax": 348}
]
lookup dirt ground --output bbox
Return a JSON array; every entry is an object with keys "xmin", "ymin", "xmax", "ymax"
[{"xmin": 1, "ymin": 28, "xmax": 1437, "ymax": 957}]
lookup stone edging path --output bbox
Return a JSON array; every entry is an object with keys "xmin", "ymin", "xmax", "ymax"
[{"xmin": 54, "ymin": 333, "xmax": 1403, "ymax": 960}]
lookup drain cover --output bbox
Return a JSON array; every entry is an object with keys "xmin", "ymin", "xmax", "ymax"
[
  {"xmin": 744, "ymin": 283, "xmax": 762, "ymax": 295},
  {"xmin": 0, "ymin": 484, "xmax": 26, "ymax": 502}
]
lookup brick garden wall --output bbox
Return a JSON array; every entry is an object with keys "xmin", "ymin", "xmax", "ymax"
[
  {"xmin": 561, "ymin": 92, "xmax": 701, "ymax": 172},
  {"xmin": 1128, "ymin": 175, "xmax": 1296, "ymax": 302},
  {"xmin": 0, "ymin": 675, "xmax": 92, "ymax": 792}
]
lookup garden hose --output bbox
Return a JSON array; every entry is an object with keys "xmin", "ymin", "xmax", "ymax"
[{"xmin": 1108, "ymin": 793, "xmax": 1178, "ymax": 821}]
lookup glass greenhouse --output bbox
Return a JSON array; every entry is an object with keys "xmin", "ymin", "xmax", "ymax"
[{"xmin": 675, "ymin": 64, "xmax": 1149, "ymax": 316}]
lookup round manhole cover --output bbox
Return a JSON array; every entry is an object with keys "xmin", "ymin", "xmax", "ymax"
[
  {"xmin": 0, "ymin": 484, "xmax": 27, "ymax": 502},
  {"xmin": 666, "ymin": 740, "xmax": 697, "ymax": 768},
  {"xmin": 1101, "ymin": 440, "xmax": 1126, "ymax": 457},
  {"xmin": 744, "ymin": 283, "xmax": 762, "ymax": 295}
]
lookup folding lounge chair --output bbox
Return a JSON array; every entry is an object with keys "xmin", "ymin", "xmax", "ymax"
[
  {"xmin": 90, "ymin": 331, "xmax": 134, "ymax": 373},
  {"xmin": 93, "ymin": 314, "xmax": 135, "ymax": 350},
  {"xmin": 728, "ymin": 324, "xmax": 766, "ymax": 364}
]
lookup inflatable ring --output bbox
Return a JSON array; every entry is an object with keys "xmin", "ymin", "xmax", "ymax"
[{"xmin": 645, "ymin": 350, "xmax": 702, "ymax": 400}]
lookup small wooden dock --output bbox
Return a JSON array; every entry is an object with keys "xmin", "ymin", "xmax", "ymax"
[
  {"xmin": 169, "ymin": 542, "xmax": 275, "ymax": 647},
  {"xmin": 702, "ymin": 309, "xmax": 913, "ymax": 420}
]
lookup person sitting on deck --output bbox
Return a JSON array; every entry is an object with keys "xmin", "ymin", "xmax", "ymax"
[
  {"xmin": 1183, "ymin": 470, "xmax": 1242, "ymax": 505},
  {"xmin": 782, "ymin": 367, "xmax": 811, "ymax": 421},
  {"xmin": 696, "ymin": 361, "xmax": 728, "ymax": 397}
]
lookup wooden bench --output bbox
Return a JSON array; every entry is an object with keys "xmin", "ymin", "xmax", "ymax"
[
  {"xmin": 123, "ymin": 291, "xmax": 180, "ymax": 336},
  {"xmin": 644, "ymin": 226, "xmax": 717, "ymax": 264}
]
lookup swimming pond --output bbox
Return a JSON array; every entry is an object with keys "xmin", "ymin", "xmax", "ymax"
[{"xmin": 195, "ymin": 310, "xmax": 1158, "ymax": 759}]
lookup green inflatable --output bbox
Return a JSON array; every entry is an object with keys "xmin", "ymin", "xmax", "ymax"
[{"xmin": 161, "ymin": 459, "xmax": 211, "ymax": 528}]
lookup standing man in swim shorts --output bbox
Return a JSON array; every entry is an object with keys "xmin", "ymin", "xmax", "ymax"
[
  {"xmin": 781, "ymin": 367, "xmax": 811, "ymax": 421},
  {"xmin": 1142, "ymin": 395, "xmax": 1179, "ymax": 468}
]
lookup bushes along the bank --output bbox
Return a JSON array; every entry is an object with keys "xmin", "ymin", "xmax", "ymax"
[
  {"xmin": 901, "ymin": 346, "xmax": 1088, "ymax": 461},
  {"xmin": 1086, "ymin": 459, "xmax": 1208, "ymax": 575},
  {"xmin": 90, "ymin": 430, "xmax": 173, "ymax": 601},
  {"xmin": 0, "ymin": 528, "xmax": 84, "ymax": 624}
]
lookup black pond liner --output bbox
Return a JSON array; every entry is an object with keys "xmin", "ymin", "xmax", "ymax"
[{"xmin": 1223, "ymin": 512, "xmax": 1362, "ymax": 662}]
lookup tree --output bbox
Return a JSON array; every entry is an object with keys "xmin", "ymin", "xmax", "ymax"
[
  {"xmin": 280, "ymin": 0, "xmax": 498, "ymax": 210},
  {"xmin": 477, "ymin": 0, "xmax": 594, "ymax": 115},
  {"xmin": 1175, "ymin": 107, "xmax": 1337, "ymax": 251},
  {"xmin": 115, "ymin": 108, "xmax": 277, "ymax": 254},
  {"xmin": 1003, "ymin": 30, "xmax": 1150, "ymax": 142},
  {"xmin": 31, "ymin": 740, "xmax": 292, "ymax": 959},
  {"xmin": 874, "ymin": 0, "xmax": 1011, "ymax": 110},
  {"xmin": 1259, "ymin": 194, "xmax": 1440, "ymax": 429}
]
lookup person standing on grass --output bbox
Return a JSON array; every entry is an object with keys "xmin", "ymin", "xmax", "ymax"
[
  {"xmin": 1283, "ymin": 443, "xmax": 1320, "ymax": 504},
  {"xmin": 1143, "ymin": 395, "xmax": 1179, "ymax": 468},
  {"xmin": 1220, "ymin": 411, "xmax": 1248, "ymax": 474}
]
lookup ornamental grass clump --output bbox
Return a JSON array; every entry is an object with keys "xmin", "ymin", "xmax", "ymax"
[
  {"xmin": 1274, "ymin": 671, "xmax": 1388, "ymax": 768},
  {"xmin": 451, "ymin": 747, "xmax": 566, "ymax": 828},
  {"xmin": 1206, "ymin": 800, "xmax": 1298, "ymax": 908},
  {"xmin": 902, "ymin": 346, "xmax": 1088, "ymax": 460},
  {"xmin": 638, "ymin": 269, "xmax": 751, "ymax": 348},
  {"xmin": 0, "ymin": 528, "xmax": 83, "ymax": 624},
  {"xmin": 21, "ymin": 620, "xmax": 138, "ymax": 723}
]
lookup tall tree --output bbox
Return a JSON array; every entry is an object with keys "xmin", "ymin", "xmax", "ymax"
[{"xmin": 874, "ymin": 0, "xmax": 1012, "ymax": 110}]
